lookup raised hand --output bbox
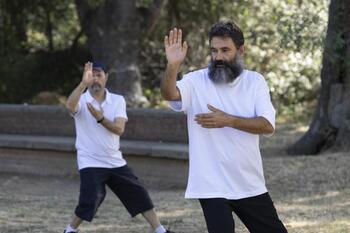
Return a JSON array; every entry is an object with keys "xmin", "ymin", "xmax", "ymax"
[
  {"xmin": 164, "ymin": 28, "xmax": 188, "ymax": 66},
  {"xmin": 82, "ymin": 62, "xmax": 93, "ymax": 87}
]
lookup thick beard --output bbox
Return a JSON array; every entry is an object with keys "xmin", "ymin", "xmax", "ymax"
[
  {"xmin": 208, "ymin": 53, "xmax": 244, "ymax": 84},
  {"xmin": 90, "ymin": 83, "xmax": 102, "ymax": 93}
]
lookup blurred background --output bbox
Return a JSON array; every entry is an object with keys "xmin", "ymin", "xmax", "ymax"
[{"xmin": 0, "ymin": 0, "xmax": 329, "ymax": 123}]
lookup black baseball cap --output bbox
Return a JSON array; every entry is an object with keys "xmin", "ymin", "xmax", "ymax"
[{"xmin": 92, "ymin": 61, "xmax": 107, "ymax": 72}]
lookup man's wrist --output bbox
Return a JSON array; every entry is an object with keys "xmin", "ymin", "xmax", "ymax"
[
  {"xmin": 227, "ymin": 115, "xmax": 238, "ymax": 128},
  {"xmin": 78, "ymin": 82, "xmax": 87, "ymax": 91},
  {"xmin": 166, "ymin": 62, "xmax": 181, "ymax": 71}
]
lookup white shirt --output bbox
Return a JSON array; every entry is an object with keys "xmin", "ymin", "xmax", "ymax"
[
  {"xmin": 169, "ymin": 68, "xmax": 276, "ymax": 199},
  {"xmin": 73, "ymin": 89, "xmax": 128, "ymax": 170}
]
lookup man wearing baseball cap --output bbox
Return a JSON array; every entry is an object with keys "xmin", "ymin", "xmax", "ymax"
[{"xmin": 63, "ymin": 61, "xmax": 173, "ymax": 233}]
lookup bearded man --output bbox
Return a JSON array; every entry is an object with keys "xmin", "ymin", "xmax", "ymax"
[{"xmin": 160, "ymin": 21, "xmax": 288, "ymax": 233}]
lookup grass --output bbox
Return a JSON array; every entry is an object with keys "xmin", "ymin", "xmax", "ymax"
[{"xmin": 0, "ymin": 124, "xmax": 349, "ymax": 233}]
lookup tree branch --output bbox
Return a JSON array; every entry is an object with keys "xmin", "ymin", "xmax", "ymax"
[
  {"xmin": 139, "ymin": 0, "xmax": 166, "ymax": 34},
  {"xmin": 74, "ymin": 0, "xmax": 93, "ymax": 32},
  {"xmin": 69, "ymin": 29, "xmax": 84, "ymax": 53}
]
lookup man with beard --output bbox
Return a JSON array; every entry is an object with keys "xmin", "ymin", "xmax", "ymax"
[
  {"xmin": 161, "ymin": 22, "xmax": 288, "ymax": 233},
  {"xmin": 63, "ymin": 62, "xmax": 173, "ymax": 233}
]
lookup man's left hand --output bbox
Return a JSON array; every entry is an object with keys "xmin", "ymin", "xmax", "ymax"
[
  {"xmin": 195, "ymin": 104, "xmax": 231, "ymax": 128},
  {"xmin": 87, "ymin": 103, "xmax": 104, "ymax": 120}
]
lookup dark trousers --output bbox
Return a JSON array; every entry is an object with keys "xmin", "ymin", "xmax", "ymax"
[
  {"xmin": 75, "ymin": 166, "xmax": 154, "ymax": 222},
  {"xmin": 199, "ymin": 192, "xmax": 288, "ymax": 233}
]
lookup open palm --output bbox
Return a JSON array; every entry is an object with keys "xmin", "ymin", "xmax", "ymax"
[
  {"xmin": 82, "ymin": 62, "xmax": 93, "ymax": 87},
  {"xmin": 164, "ymin": 28, "xmax": 188, "ymax": 66}
]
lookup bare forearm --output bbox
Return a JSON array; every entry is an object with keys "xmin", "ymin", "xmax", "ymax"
[
  {"xmin": 226, "ymin": 116, "xmax": 274, "ymax": 134},
  {"xmin": 161, "ymin": 63, "xmax": 180, "ymax": 100},
  {"xmin": 100, "ymin": 118, "xmax": 124, "ymax": 136},
  {"xmin": 66, "ymin": 82, "xmax": 86, "ymax": 113}
]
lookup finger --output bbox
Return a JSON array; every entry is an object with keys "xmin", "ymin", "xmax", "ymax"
[
  {"xmin": 86, "ymin": 103, "xmax": 92, "ymax": 112},
  {"xmin": 178, "ymin": 29, "xmax": 182, "ymax": 45},
  {"xmin": 198, "ymin": 122, "xmax": 216, "ymax": 128},
  {"xmin": 196, "ymin": 117, "xmax": 213, "ymax": 123},
  {"xmin": 169, "ymin": 30, "xmax": 174, "ymax": 44},
  {"xmin": 196, "ymin": 117, "xmax": 216, "ymax": 124},
  {"xmin": 196, "ymin": 120, "xmax": 212, "ymax": 125},
  {"xmin": 84, "ymin": 62, "xmax": 89, "ymax": 71},
  {"xmin": 164, "ymin": 35, "xmax": 169, "ymax": 48},
  {"xmin": 87, "ymin": 103, "xmax": 95, "ymax": 112},
  {"xmin": 195, "ymin": 113, "xmax": 214, "ymax": 118},
  {"xmin": 207, "ymin": 104, "xmax": 220, "ymax": 112},
  {"xmin": 182, "ymin": 41, "xmax": 188, "ymax": 53},
  {"xmin": 86, "ymin": 62, "xmax": 92, "ymax": 72},
  {"xmin": 201, "ymin": 125, "xmax": 214, "ymax": 128},
  {"xmin": 173, "ymin": 28, "xmax": 178, "ymax": 43}
]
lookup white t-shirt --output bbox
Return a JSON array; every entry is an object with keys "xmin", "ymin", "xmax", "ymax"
[
  {"xmin": 169, "ymin": 68, "xmax": 276, "ymax": 199},
  {"xmin": 73, "ymin": 89, "xmax": 128, "ymax": 170}
]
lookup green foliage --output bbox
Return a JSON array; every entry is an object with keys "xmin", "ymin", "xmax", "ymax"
[
  {"xmin": 143, "ymin": 87, "xmax": 168, "ymax": 108},
  {"xmin": 136, "ymin": 0, "xmax": 154, "ymax": 8},
  {"xmin": 0, "ymin": 0, "xmax": 87, "ymax": 103},
  {"xmin": 0, "ymin": 0, "xmax": 81, "ymax": 52},
  {"xmin": 26, "ymin": 0, "xmax": 81, "ymax": 51},
  {"xmin": 0, "ymin": 47, "xmax": 90, "ymax": 103},
  {"xmin": 235, "ymin": 0, "xmax": 328, "ymax": 117},
  {"xmin": 86, "ymin": 0, "xmax": 105, "ymax": 9},
  {"xmin": 140, "ymin": 0, "xmax": 329, "ymax": 122},
  {"xmin": 0, "ymin": 0, "xmax": 330, "ymax": 123}
]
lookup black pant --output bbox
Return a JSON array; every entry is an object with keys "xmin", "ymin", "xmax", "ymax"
[
  {"xmin": 75, "ymin": 166, "xmax": 154, "ymax": 222},
  {"xmin": 199, "ymin": 193, "xmax": 288, "ymax": 233}
]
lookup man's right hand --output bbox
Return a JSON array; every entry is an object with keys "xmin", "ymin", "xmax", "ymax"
[
  {"xmin": 164, "ymin": 28, "xmax": 188, "ymax": 67},
  {"xmin": 82, "ymin": 62, "xmax": 93, "ymax": 87}
]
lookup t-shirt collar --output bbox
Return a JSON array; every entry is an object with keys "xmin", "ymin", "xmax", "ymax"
[
  {"xmin": 227, "ymin": 69, "xmax": 245, "ymax": 86},
  {"xmin": 86, "ymin": 88, "xmax": 112, "ymax": 104}
]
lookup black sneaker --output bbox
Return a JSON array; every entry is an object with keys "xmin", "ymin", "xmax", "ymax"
[
  {"xmin": 165, "ymin": 230, "xmax": 175, "ymax": 233},
  {"xmin": 63, "ymin": 230, "xmax": 79, "ymax": 233}
]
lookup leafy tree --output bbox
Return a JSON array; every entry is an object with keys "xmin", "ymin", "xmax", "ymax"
[
  {"xmin": 0, "ymin": 0, "xmax": 87, "ymax": 103},
  {"xmin": 288, "ymin": 0, "xmax": 350, "ymax": 154},
  {"xmin": 0, "ymin": 0, "xmax": 330, "ymax": 119},
  {"xmin": 140, "ymin": 0, "xmax": 329, "ymax": 120}
]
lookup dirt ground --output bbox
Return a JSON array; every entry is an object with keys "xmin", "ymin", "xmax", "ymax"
[{"xmin": 0, "ymin": 124, "xmax": 349, "ymax": 233}]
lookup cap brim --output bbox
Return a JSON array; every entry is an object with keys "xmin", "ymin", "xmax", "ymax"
[{"xmin": 93, "ymin": 67, "xmax": 105, "ymax": 72}]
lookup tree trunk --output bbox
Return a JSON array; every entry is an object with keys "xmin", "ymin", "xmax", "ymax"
[
  {"xmin": 75, "ymin": 0, "xmax": 165, "ymax": 107},
  {"xmin": 287, "ymin": 0, "xmax": 350, "ymax": 155},
  {"xmin": 44, "ymin": 3, "xmax": 54, "ymax": 52}
]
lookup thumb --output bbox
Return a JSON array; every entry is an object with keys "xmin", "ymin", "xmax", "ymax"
[
  {"xmin": 207, "ymin": 104, "xmax": 220, "ymax": 112},
  {"xmin": 87, "ymin": 102, "xmax": 95, "ymax": 110},
  {"xmin": 182, "ymin": 41, "xmax": 188, "ymax": 52}
]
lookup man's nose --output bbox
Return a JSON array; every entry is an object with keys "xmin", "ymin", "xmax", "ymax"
[{"xmin": 214, "ymin": 51, "xmax": 224, "ymax": 61}]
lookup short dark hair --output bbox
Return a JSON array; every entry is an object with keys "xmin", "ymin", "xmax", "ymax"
[{"xmin": 209, "ymin": 21, "xmax": 244, "ymax": 48}]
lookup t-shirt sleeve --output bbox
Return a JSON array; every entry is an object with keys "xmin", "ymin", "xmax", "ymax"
[
  {"xmin": 168, "ymin": 74, "xmax": 192, "ymax": 112},
  {"xmin": 115, "ymin": 97, "xmax": 128, "ymax": 120},
  {"xmin": 254, "ymin": 75, "xmax": 276, "ymax": 136}
]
